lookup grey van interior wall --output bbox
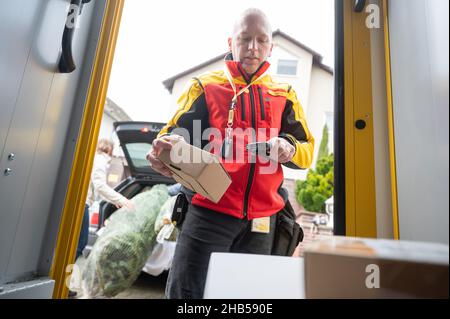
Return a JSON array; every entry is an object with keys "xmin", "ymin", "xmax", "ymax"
[
  {"xmin": 38, "ymin": 0, "xmax": 108, "ymax": 276},
  {"xmin": 389, "ymin": 0, "xmax": 449, "ymax": 244},
  {"xmin": 0, "ymin": 0, "xmax": 107, "ymax": 285}
]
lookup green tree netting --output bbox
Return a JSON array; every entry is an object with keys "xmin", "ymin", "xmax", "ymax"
[{"xmin": 82, "ymin": 184, "xmax": 170, "ymax": 298}]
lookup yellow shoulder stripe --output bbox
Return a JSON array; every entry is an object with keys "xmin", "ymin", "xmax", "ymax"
[{"xmin": 158, "ymin": 78, "xmax": 204, "ymax": 137}]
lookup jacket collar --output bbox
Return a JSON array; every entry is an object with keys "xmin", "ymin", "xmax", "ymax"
[{"xmin": 224, "ymin": 52, "xmax": 270, "ymax": 84}]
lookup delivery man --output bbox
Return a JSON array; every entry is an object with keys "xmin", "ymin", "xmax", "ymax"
[{"xmin": 147, "ymin": 8, "xmax": 314, "ymax": 299}]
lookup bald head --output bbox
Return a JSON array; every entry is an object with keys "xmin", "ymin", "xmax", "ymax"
[
  {"xmin": 232, "ymin": 8, "xmax": 272, "ymax": 40},
  {"xmin": 228, "ymin": 8, "xmax": 273, "ymax": 75}
]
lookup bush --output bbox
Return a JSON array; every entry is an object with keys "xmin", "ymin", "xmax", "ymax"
[
  {"xmin": 317, "ymin": 124, "xmax": 330, "ymax": 160},
  {"xmin": 295, "ymin": 154, "xmax": 334, "ymax": 213}
]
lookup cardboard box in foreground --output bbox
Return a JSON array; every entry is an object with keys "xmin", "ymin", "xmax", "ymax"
[
  {"xmin": 158, "ymin": 140, "xmax": 231, "ymax": 203},
  {"xmin": 304, "ymin": 236, "xmax": 449, "ymax": 299}
]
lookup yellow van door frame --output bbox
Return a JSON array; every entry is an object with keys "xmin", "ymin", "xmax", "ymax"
[
  {"xmin": 335, "ymin": 0, "xmax": 377, "ymax": 238},
  {"xmin": 382, "ymin": 0, "xmax": 400, "ymax": 239},
  {"xmin": 50, "ymin": 0, "xmax": 125, "ymax": 299}
]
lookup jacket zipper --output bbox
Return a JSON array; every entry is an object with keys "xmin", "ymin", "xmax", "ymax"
[
  {"xmin": 240, "ymin": 94, "xmax": 246, "ymax": 121},
  {"xmin": 257, "ymin": 86, "xmax": 265, "ymax": 120},
  {"xmin": 243, "ymin": 86, "xmax": 257, "ymax": 219}
]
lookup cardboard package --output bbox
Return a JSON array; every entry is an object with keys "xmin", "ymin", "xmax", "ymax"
[
  {"xmin": 158, "ymin": 140, "xmax": 232, "ymax": 203},
  {"xmin": 304, "ymin": 236, "xmax": 449, "ymax": 299}
]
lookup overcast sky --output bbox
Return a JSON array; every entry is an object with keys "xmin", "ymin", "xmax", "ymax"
[{"xmin": 107, "ymin": 0, "xmax": 335, "ymax": 122}]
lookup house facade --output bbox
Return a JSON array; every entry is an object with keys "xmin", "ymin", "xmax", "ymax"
[
  {"xmin": 98, "ymin": 97, "xmax": 132, "ymax": 157},
  {"xmin": 98, "ymin": 97, "xmax": 132, "ymax": 187},
  {"xmin": 163, "ymin": 30, "xmax": 334, "ymax": 181}
]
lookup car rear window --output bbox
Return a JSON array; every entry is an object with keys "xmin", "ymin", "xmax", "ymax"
[{"xmin": 124, "ymin": 143, "xmax": 152, "ymax": 168}]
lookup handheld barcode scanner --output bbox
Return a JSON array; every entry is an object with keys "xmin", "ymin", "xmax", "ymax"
[{"xmin": 246, "ymin": 141, "xmax": 272, "ymax": 157}]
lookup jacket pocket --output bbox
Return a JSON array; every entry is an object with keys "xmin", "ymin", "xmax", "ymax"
[
  {"xmin": 257, "ymin": 86, "xmax": 265, "ymax": 121},
  {"xmin": 257, "ymin": 86, "xmax": 274, "ymax": 128},
  {"xmin": 263, "ymin": 89, "xmax": 288, "ymax": 130}
]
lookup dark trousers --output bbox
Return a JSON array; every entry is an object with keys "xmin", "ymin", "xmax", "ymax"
[
  {"xmin": 76, "ymin": 204, "xmax": 90, "ymax": 259},
  {"xmin": 165, "ymin": 203, "xmax": 276, "ymax": 299}
]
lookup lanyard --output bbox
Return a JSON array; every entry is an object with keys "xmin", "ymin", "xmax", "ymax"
[
  {"xmin": 221, "ymin": 67, "xmax": 267, "ymax": 159},
  {"xmin": 224, "ymin": 67, "xmax": 268, "ymax": 128}
]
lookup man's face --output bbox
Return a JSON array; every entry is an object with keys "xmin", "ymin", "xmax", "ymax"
[{"xmin": 229, "ymin": 14, "xmax": 273, "ymax": 75}]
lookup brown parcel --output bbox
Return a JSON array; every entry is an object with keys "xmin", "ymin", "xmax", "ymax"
[
  {"xmin": 158, "ymin": 140, "xmax": 232, "ymax": 203},
  {"xmin": 304, "ymin": 236, "xmax": 449, "ymax": 298}
]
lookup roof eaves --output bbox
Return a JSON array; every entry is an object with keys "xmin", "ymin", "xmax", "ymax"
[{"xmin": 162, "ymin": 52, "xmax": 226, "ymax": 93}]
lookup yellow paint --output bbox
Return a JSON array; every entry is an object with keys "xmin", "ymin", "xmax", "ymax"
[
  {"xmin": 343, "ymin": 0, "xmax": 356, "ymax": 236},
  {"xmin": 50, "ymin": 0, "xmax": 125, "ymax": 299},
  {"xmin": 343, "ymin": 0, "xmax": 377, "ymax": 238},
  {"xmin": 382, "ymin": 0, "xmax": 400, "ymax": 239}
]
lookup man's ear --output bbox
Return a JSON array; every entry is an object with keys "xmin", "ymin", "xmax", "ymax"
[
  {"xmin": 269, "ymin": 43, "xmax": 274, "ymax": 57},
  {"xmin": 228, "ymin": 37, "xmax": 232, "ymax": 51}
]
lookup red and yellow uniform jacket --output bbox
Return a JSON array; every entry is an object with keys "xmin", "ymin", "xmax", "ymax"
[{"xmin": 159, "ymin": 53, "xmax": 314, "ymax": 220}]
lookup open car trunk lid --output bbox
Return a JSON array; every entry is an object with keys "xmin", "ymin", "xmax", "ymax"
[{"xmin": 114, "ymin": 121, "xmax": 167, "ymax": 178}]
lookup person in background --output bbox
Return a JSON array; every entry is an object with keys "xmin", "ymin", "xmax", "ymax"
[{"xmin": 77, "ymin": 138, "xmax": 134, "ymax": 259}]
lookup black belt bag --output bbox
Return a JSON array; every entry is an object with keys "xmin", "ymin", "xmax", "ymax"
[
  {"xmin": 171, "ymin": 192, "xmax": 189, "ymax": 229},
  {"xmin": 271, "ymin": 194, "xmax": 304, "ymax": 256}
]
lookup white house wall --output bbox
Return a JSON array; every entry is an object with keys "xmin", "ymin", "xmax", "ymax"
[
  {"xmin": 271, "ymin": 36, "xmax": 314, "ymax": 111},
  {"xmin": 306, "ymin": 66, "xmax": 334, "ymax": 166},
  {"xmin": 98, "ymin": 113, "xmax": 115, "ymax": 141}
]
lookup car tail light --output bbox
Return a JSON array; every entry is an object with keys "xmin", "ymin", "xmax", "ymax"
[
  {"xmin": 141, "ymin": 127, "xmax": 149, "ymax": 133},
  {"xmin": 91, "ymin": 211, "xmax": 99, "ymax": 226}
]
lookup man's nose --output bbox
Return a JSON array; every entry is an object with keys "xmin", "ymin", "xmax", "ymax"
[{"xmin": 248, "ymin": 38, "xmax": 258, "ymax": 51}]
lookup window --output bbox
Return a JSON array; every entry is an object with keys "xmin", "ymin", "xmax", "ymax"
[
  {"xmin": 325, "ymin": 111, "xmax": 334, "ymax": 133},
  {"xmin": 276, "ymin": 59, "xmax": 298, "ymax": 76},
  {"xmin": 124, "ymin": 143, "xmax": 152, "ymax": 168}
]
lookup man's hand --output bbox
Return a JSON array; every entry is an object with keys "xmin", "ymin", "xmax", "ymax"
[
  {"xmin": 268, "ymin": 137, "xmax": 295, "ymax": 163},
  {"xmin": 146, "ymin": 134, "xmax": 184, "ymax": 177}
]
